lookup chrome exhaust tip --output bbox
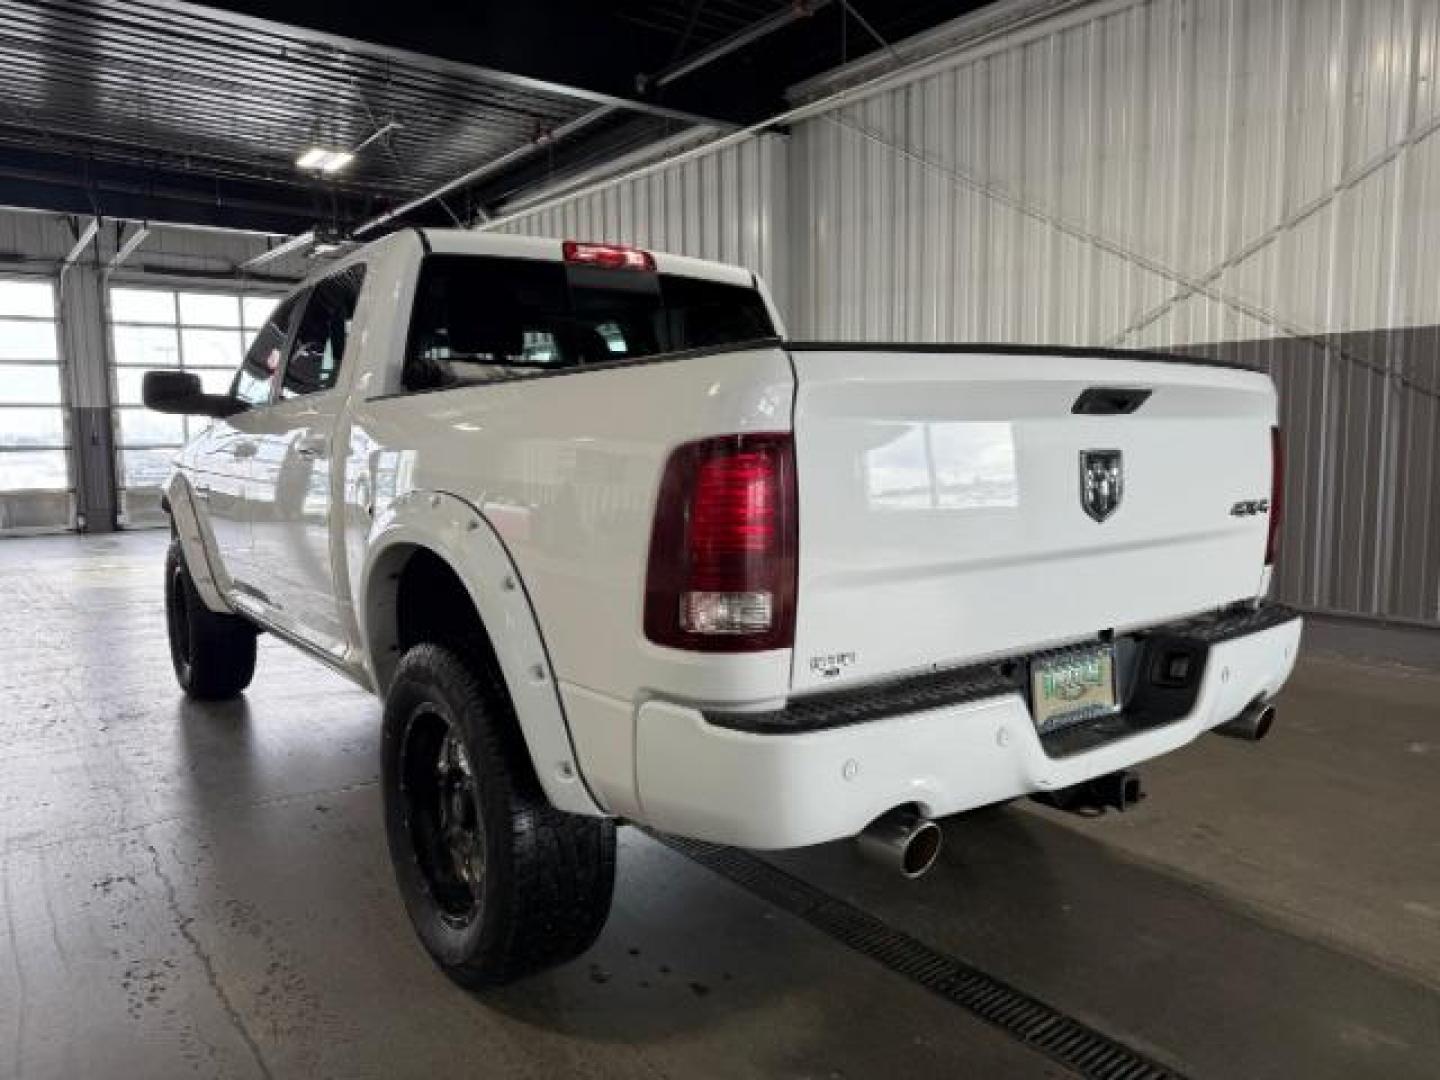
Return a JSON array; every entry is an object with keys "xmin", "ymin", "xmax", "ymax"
[
  {"xmin": 1215, "ymin": 700, "xmax": 1276, "ymax": 742},
  {"xmin": 856, "ymin": 808, "xmax": 943, "ymax": 879}
]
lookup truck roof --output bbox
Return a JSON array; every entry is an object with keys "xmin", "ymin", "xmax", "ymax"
[{"xmin": 328, "ymin": 227, "xmax": 757, "ymax": 291}]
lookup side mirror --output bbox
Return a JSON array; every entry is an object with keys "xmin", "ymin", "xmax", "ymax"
[{"xmin": 142, "ymin": 370, "xmax": 240, "ymax": 418}]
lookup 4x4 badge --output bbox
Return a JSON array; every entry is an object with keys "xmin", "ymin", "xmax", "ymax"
[{"xmin": 1080, "ymin": 449, "xmax": 1123, "ymax": 522}]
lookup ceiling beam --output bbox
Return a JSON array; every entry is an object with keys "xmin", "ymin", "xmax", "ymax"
[
  {"xmin": 63, "ymin": 216, "xmax": 101, "ymax": 266},
  {"xmin": 157, "ymin": 0, "xmax": 744, "ymax": 129},
  {"xmin": 239, "ymin": 230, "xmax": 315, "ymax": 271},
  {"xmin": 353, "ymin": 111, "xmax": 619, "ymax": 238},
  {"xmin": 107, "ymin": 223, "xmax": 151, "ymax": 271},
  {"xmin": 642, "ymin": 1, "xmax": 834, "ymax": 91}
]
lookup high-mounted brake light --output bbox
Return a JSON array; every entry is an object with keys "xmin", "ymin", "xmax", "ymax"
[
  {"xmin": 1266, "ymin": 425, "xmax": 1284, "ymax": 566},
  {"xmin": 562, "ymin": 240, "xmax": 655, "ymax": 271},
  {"xmin": 644, "ymin": 433, "xmax": 797, "ymax": 652}
]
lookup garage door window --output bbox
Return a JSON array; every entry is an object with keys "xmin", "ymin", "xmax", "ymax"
[
  {"xmin": 0, "ymin": 279, "xmax": 68, "ymax": 497},
  {"xmin": 109, "ymin": 287, "xmax": 280, "ymax": 493}
]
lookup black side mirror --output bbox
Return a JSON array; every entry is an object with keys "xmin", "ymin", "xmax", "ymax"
[{"xmin": 142, "ymin": 370, "xmax": 240, "ymax": 418}]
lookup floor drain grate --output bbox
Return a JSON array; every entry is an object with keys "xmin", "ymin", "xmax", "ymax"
[{"xmin": 653, "ymin": 833, "xmax": 1186, "ymax": 1080}]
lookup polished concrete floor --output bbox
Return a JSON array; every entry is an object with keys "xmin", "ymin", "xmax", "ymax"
[{"xmin": 1, "ymin": 532, "xmax": 1436, "ymax": 1079}]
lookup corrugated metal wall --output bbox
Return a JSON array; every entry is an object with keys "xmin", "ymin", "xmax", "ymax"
[
  {"xmin": 492, "ymin": 134, "xmax": 791, "ymax": 317},
  {"xmin": 490, "ymin": 0, "xmax": 1440, "ymax": 631}
]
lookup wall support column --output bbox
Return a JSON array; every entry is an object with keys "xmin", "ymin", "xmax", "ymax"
[{"xmin": 57, "ymin": 263, "xmax": 118, "ymax": 533}]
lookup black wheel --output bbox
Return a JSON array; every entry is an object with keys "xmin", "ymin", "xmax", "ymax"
[
  {"xmin": 382, "ymin": 644, "xmax": 616, "ymax": 988},
  {"xmin": 164, "ymin": 539, "xmax": 257, "ymax": 700}
]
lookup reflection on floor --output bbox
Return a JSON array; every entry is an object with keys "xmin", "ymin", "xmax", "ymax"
[{"xmin": 1, "ymin": 531, "xmax": 1436, "ymax": 1079}]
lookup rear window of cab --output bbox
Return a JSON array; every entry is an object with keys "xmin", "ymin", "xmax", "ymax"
[{"xmin": 403, "ymin": 254, "xmax": 775, "ymax": 391}]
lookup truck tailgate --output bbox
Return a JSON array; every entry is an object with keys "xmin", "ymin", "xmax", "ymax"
[{"xmin": 788, "ymin": 346, "xmax": 1276, "ymax": 693}]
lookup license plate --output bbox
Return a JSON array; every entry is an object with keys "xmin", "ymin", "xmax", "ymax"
[{"xmin": 1030, "ymin": 645, "xmax": 1119, "ymax": 733}]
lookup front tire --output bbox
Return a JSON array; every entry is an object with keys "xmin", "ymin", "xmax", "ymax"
[
  {"xmin": 382, "ymin": 644, "xmax": 615, "ymax": 988},
  {"xmin": 165, "ymin": 540, "xmax": 257, "ymax": 700}
]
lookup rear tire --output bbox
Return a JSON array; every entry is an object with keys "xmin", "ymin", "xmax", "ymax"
[
  {"xmin": 381, "ymin": 643, "xmax": 616, "ymax": 988},
  {"xmin": 165, "ymin": 539, "xmax": 257, "ymax": 700}
]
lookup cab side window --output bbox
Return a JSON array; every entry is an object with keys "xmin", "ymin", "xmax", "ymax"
[
  {"xmin": 235, "ymin": 291, "xmax": 302, "ymax": 407},
  {"xmin": 281, "ymin": 265, "xmax": 367, "ymax": 399}
]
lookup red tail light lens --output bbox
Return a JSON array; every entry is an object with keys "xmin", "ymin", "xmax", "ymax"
[
  {"xmin": 1266, "ymin": 425, "xmax": 1283, "ymax": 565},
  {"xmin": 562, "ymin": 240, "xmax": 655, "ymax": 271},
  {"xmin": 644, "ymin": 433, "xmax": 797, "ymax": 652}
]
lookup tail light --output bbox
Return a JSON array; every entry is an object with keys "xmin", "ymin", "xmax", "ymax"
[
  {"xmin": 1266, "ymin": 425, "xmax": 1283, "ymax": 565},
  {"xmin": 562, "ymin": 240, "xmax": 655, "ymax": 271},
  {"xmin": 644, "ymin": 433, "xmax": 797, "ymax": 652}
]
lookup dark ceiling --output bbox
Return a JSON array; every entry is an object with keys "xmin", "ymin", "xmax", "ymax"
[{"xmin": 0, "ymin": 0, "xmax": 994, "ymax": 237}]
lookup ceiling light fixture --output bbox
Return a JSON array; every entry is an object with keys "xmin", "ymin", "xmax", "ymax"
[
  {"xmin": 295, "ymin": 148, "xmax": 355, "ymax": 174},
  {"xmin": 296, "ymin": 121, "xmax": 397, "ymax": 178}
]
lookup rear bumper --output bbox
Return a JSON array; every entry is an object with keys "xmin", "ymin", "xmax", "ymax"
[{"xmin": 633, "ymin": 606, "xmax": 1302, "ymax": 849}]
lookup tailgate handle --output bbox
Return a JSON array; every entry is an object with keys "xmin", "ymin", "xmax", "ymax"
[{"xmin": 1072, "ymin": 387, "xmax": 1152, "ymax": 415}]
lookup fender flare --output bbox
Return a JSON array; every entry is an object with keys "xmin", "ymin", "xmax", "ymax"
[
  {"xmin": 359, "ymin": 490, "xmax": 604, "ymax": 818},
  {"xmin": 164, "ymin": 472, "xmax": 233, "ymax": 614}
]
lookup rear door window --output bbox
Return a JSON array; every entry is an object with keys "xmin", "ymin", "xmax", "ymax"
[{"xmin": 403, "ymin": 255, "xmax": 774, "ymax": 392}]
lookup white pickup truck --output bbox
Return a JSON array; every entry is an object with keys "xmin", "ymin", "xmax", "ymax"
[{"xmin": 145, "ymin": 229, "xmax": 1301, "ymax": 986}]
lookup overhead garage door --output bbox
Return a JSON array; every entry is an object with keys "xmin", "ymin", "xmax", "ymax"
[
  {"xmin": 0, "ymin": 278, "xmax": 71, "ymax": 533},
  {"xmin": 108, "ymin": 285, "xmax": 278, "ymax": 525}
]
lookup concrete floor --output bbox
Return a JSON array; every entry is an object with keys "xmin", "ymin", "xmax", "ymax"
[{"xmin": 1, "ymin": 532, "xmax": 1436, "ymax": 1079}]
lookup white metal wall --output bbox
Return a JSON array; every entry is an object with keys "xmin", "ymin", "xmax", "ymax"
[
  {"xmin": 492, "ymin": 134, "xmax": 791, "ymax": 318},
  {"xmin": 789, "ymin": 0, "xmax": 1440, "ymax": 343}
]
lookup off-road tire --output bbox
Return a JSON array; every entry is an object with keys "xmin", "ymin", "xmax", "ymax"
[
  {"xmin": 164, "ymin": 539, "xmax": 257, "ymax": 700},
  {"xmin": 381, "ymin": 643, "xmax": 616, "ymax": 988}
]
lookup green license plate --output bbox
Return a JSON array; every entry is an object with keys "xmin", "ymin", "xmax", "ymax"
[{"xmin": 1030, "ymin": 645, "xmax": 1119, "ymax": 733}]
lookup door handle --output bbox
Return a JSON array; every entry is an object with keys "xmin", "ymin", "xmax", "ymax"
[
  {"xmin": 1072, "ymin": 387, "xmax": 1152, "ymax": 415},
  {"xmin": 231, "ymin": 440, "xmax": 258, "ymax": 460},
  {"xmin": 296, "ymin": 434, "xmax": 328, "ymax": 460}
]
